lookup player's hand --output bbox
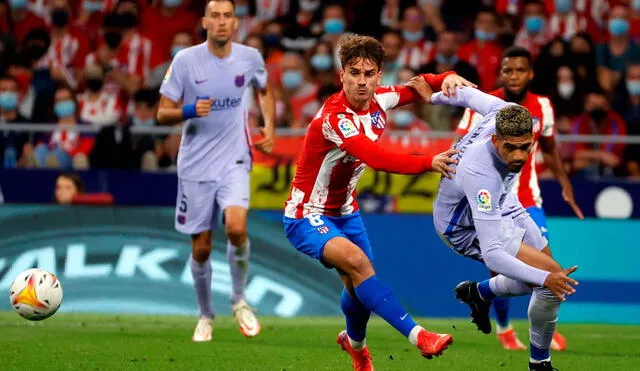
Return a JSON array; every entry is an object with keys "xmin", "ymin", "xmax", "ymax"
[
  {"xmin": 405, "ymin": 76, "xmax": 434, "ymax": 103},
  {"xmin": 442, "ymin": 74, "xmax": 477, "ymax": 97},
  {"xmin": 562, "ymin": 187, "xmax": 584, "ymax": 219},
  {"xmin": 254, "ymin": 127, "xmax": 274, "ymax": 154},
  {"xmin": 543, "ymin": 266, "xmax": 579, "ymax": 301},
  {"xmin": 431, "ymin": 148, "xmax": 459, "ymax": 179},
  {"xmin": 196, "ymin": 98, "xmax": 214, "ymax": 117}
]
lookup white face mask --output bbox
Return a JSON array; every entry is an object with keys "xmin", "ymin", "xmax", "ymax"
[{"xmin": 557, "ymin": 82, "xmax": 575, "ymax": 99}]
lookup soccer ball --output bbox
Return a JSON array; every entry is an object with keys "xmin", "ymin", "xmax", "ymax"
[{"xmin": 9, "ymin": 268, "xmax": 63, "ymax": 321}]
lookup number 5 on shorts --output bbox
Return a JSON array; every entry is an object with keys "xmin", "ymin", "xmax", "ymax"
[
  {"xmin": 179, "ymin": 194, "xmax": 188, "ymax": 213},
  {"xmin": 306, "ymin": 214, "xmax": 324, "ymax": 227}
]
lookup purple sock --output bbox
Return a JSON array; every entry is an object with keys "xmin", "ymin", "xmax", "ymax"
[
  {"xmin": 227, "ymin": 239, "xmax": 250, "ymax": 305},
  {"xmin": 190, "ymin": 256, "xmax": 215, "ymax": 318}
]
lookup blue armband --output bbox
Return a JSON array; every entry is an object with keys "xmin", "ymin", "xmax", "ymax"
[{"xmin": 182, "ymin": 103, "xmax": 197, "ymax": 119}]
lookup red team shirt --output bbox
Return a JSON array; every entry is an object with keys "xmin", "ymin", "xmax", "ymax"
[
  {"xmin": 285, "ymin": 72, "xmax": 453, "ymax": 219},
  {"xmin": 456, "ymin": 88, "xmax": 555, "ymax": 209}
]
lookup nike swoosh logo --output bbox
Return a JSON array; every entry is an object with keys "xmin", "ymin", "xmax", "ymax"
[
  {"xmin": 400, "ymin": 313, "xmax": 408, "ymax": 320},
  {"xmin": 195, "ymin": 79, "xmax": 207, "ymax": 84}
]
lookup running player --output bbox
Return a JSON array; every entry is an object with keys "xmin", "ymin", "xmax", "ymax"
[
  {"xmin": 454, "ymin": 47, "xmax": 583, "ymax": 351},
  {"xmin": 157, "ymin": 0, "xmax": 275, "ymax": 341}
]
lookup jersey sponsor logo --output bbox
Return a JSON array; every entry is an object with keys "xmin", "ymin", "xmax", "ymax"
[
  {"xmin": 208, "ymin": 97, "xmax": 243, "ymax": 111},
  {"xmin": 477, "ymin": 189, "xmax": 492, "ymax": 212},
  {"xmin": 338, "ymin": 118, "xmax": 358, "ymax": 138},
  {"xmin": 235, "ymin": 75, "xmax": 245, "ymax": 87}
]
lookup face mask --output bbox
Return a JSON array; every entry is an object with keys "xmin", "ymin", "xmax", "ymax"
[
  {"xmin": 609, "ymin": 18, "xmax": 629, "ymax": 36},
  {"xmin": 133, "ymin": 116, "xmax": 155, "ymax": 126},
  {"xmin": 589, "ymin": 108, "xmax": 608, "ymax": 122},
  {"xmin": 392, "ymin": 111, "xmax": 414, "ymax": 127},
  {"xmin": 263, "ymin": 33, "xmax": 281, "ymax": 46},
  {"xmin": 162, "ymin": 0, "xmax": 181, "ymax": 7},
  {"xmin": 83, "ymin": 1, "xmax": 103, "ymax": 13},
  {"xmin": 627, "ymin": 80, "xmax": 640, "ymax": 96},
  {"xmin": 557, "ymin": 83, "xmax": 574, "ymax": 99},
  {"xmin": 524, "ymin": 16, "xmax": 544, "ymax": 33},
  {"xmin": 171, "ymin": 46, "xmax": 185, "ymax": 58},
  {"xmin": 310, "ymin": 54, "xmax": 333, "ymax": 71},
  {"xmin": 475, "ymin": 29, "xmax": 497, "ymax": 42},
  {"xmin": 324, "ymin": 19, "xmax": 346, "ymax": 35},
  {"xmin": 85, "ymin": 78, "xmax": 103, "ymax": 92},
  {"xmin": 300, "ymin": 0, "xmax": 320, "ymax": 12},
  {"xmin": 281, "ymin": 70, "xmax": 303, "ymax": 90},
  {"xmin": 436, "ymin": 53, "xmax": 458, "ymax": 65},
  {"xmin": 402, "ymin": 30, "xmax": 423, "ymax": 42},
  {"xmin": 51, "ymin": 9, "xmax": 70, "ymax": 28},
  {"xmin": 9, "ymin": 0, "xmax": 27, "ymax": 10},
  {"xmin": 0, "ymin": 92, "xmax": 19, "ymax": 110},
  {"xmin": 55, "ymin": 100, "xmax": 76, "ymax": 118},
  {"xmin": 634, "ymin": 0, "xmax": 640, "ymax": 11},
  {"xmin": 555, "ymin": 0, "xmax": 572, "ymax": 13},
  {"xmin": 119, "ymin": 12, "xmax": 138, "ymax": 29},
  {"xmin": 235, "ymin": 4, "xmax": 249, "ymax": 17},
  {"xmin": 104, "ymin": 31, "xmax": 122, "ymax": 49}
]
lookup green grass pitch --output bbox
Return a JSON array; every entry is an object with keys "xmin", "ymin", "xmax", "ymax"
[{"xmin": 1, "ymin": 312, "xmax": 638, "ymax": 370}]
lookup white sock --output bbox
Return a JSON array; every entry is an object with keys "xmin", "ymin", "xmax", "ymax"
[
  {"xmin": 408, "ymin": 325, "xmax": 423, "ymax": 346},
  {"xmin": 496, "ymin": 323, "xmax": 513, "ymax": 334},
  {"xmin": 490, "ymin": 275, "xmax": 533, "ymax": 297},
  {"xmin": 349, "ymin": 337, "xmax": 366, "ymax": 350}
]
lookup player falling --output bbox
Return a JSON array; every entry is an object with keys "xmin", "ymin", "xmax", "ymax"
[
  {"xmin": 424, "ymin": 84, "xmax": 579, "ymax": 371},
  {"xmin": 157, "ymin": 0, "xmax": 276, "ymax": 341},
  {"xmin": 283, "ymin": 33, "xmax": 476, "ymax": 370},
  {"xmin": 455, "ymin": 46, "xmax": 583, "ymax": 351}
]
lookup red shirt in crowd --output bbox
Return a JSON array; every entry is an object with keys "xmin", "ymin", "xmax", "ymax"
[
  {"xmin": 571, "ymin": 111, "xmax": 628, "ymax": 159},
  {"xmin": 0, "ymin": 11, "xmax": 47, "ymax": 42},
  {"xmin": 458, "ymin": 40, "xmax": 503, "ymax": 92}
]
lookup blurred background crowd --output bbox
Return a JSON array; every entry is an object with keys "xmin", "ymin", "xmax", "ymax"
[{"xmin": 0, "ymin": 0, "xmax": 638, "ymax": 178}]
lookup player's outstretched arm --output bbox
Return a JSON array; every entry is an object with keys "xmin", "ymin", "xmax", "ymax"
[
  {"xmin": 156, "ymin": 95, "xmax": 214, "ymax": 125},
  {"xmin": 254, "ymin": 83, "xmax": 276, "ymax": 154},
  {"xmin": 430, "ymin": 86, "xmax": 508, "ymax": 117}
]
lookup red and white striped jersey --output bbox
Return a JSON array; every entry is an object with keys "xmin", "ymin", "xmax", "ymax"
[
  {"xmin": 397, "ymin": 40, "xmax": 434, "ymax": 71},
  {"xmin": 78, "ymin": 91, "xmax": 124, "ymax": 127},
  {"xmin": 284, "ymin": 86, "xmax": 417, "ymax": 219},
  {"xmin": 548, "ymin": 12, "xmax": 590, "ymax": 41},
  {"xmin": 456, "ymin": 88, "xmax": 555, "ymax": 209}
]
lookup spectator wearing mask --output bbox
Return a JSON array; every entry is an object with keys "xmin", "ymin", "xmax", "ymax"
[
  {"xmin": 596, "ymin": 5, "xmax": 640, "ymax": 92},
  {"xmin": 551, "ymin": 65, "xmax": 584, "ymax": 118},
  {"xmin": 0, "ymin": 0, "xmax": 47, "ymax": 42},
  {"xmin": 321, "ymin": 4, "xmax": 347, "ymax": 68},
  {"xmin": 277, "ymin": 52, "xmax": 319, "ymax": 128},
  {"xmin": 380, "ymin": 29, "xmax": 404, "ymax": 86},
  {"xmin": 77, "ymin": 64, "xmax": 123, "ymax": 127},
  {"xmin": 380, "ymin": 0, "xmax": 401, "ymax": 30},
  {"xmin": 233, "ymin": 0, "xmax": 262, "ymax": 43},
  {"xmin": 623, "ymin": 63, "xmax": 640, "ymax": 178},
  {"xmin": 74, "ymin": 0, "xmax": 110, "ymax": 43},
  {"xmin": 280, "ymin": 0, "xmax": 321, "ymax": 52},
  {"xmin": 308, "ymin": 40, "xmax": 338, "ymax": 91},
  {"xmin": 515, "ymin": 0, "xmax": 554, "ymax": 60},
  {"xmin": 45, "ymin": 0, "xmax": 91, "ymax": 90},
  {"xmin": 569, "ymin": 32, "xmax": 598, "ymax": 89},
  {"xmin": 255, "ymin": 0, "xmax": 290, "ymax": 22},
  {"xmin": 571, "ymin": 87, "xmax": 628, "ymax": 177},
  {"xmin": 34, "ymin": 85, "xmax": 93, "ymax": 169},
  {"xmin": 140, "ymin": 0, "xmax": 196, "ymax": 59},
  {"xmin": 148, "ymin": 30, "xmax": 194, "ymax": 89},
  {"xmin": 458, "ymin": 7, "xmax": 503, "ymax": 92},
  {"xmin": 84, "ymin": 13, "xmax": 127, "ymax": 96},
  {"xmin": 54, "ymin": 172, "xmax": 85, "ymax": 204},
  {"xmin": 396, "ymin": 6, "xmax": 433, "ymax": 71},
  {"xmin": 129, "ymin": 88, "xmax": 174, "ymax": 170},
  {"xmin": 0, "ymin": 75, "xmax": 31, "ymax": 168},
  {"xmin": 548, "ymin": 0, "xmax": 594, "ymax": 42}
]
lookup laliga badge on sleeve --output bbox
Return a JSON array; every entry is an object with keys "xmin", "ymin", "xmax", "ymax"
[{"xmin": 477, "ymin": 189, "xmax": 492, "ymax": 212}]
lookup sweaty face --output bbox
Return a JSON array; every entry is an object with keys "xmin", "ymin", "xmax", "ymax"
[
  {"xmin": 203, "ymin": 0, "xmax": 237, "ymax": 47},
  {"xmin": 55, "ymin": 176, "xmax": 78, "ymax": 204},
  {"xmin": 500, "ymin": 57, "xmax": 532, "ymax": 96},
  {"xmin": 493, "ymin": 134, "xmax": 533, "ymax": 172},
  {"xmin": 340, "ymin": 58, "xmax": 381, "ymax": 108}
]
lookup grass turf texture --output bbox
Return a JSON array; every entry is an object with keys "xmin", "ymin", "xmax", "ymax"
[{"xmin": 1, "ymin": 312, "xmax": 638, "ymax": 370}]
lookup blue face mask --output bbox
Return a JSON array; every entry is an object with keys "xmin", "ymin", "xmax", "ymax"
[
  {"xmin": 555, "ymin": 0, "xmax": 572, "ymax": 13},
  {"xmin": 475, "ymin": 29, "xmax": 497, "ymax": 41},
  {"xmin": 324, "ymin": 19, "xmax": 345, "ymax": 35},
  {"xmin": 310, "ymin": 54, "xmax": 333, "ymax": 71},
  {"xmin": 171, "ymin": 46, "xmax": 185, "ymax": 58},
  {"xmin": 524, "ymin": 16, "xmax": 544, "ymax": 33},
  {"xmin": 436, "ymin": 53, "xmax": 458, "ymax": 66},
  {"xmin": 402, "ymin": 30, "xmax": 423, "ymax": 42},
  {"xmin": 9, "ymin": 0, "xmax": 27, "ymax": 10},
  {"xmin": 609, "ymin": 18, "xmax": 630, "ymax": 36},
  {"xmin": 0, "ymin": 92, "xmax": 19, "ymax": 110},
  {"xmin": 133, "ymin": 116, "xmax": 155, "ymax": 126},
  {"xmin": 162, "ymin": 0, "xmax": 181, "ymax": 8},
  {"xmin": 83, "ymin": 1, "xmax": 103, "ymax": 13},
  {"xmin": 54, "ymin": 100, "xmax": 76, "ymax": 118},
  {"xmin": 627, "ymin": 80, "xmax": 640, "ymax": 96},
  {"xmin": 281, "ymin": 70, "xmax": 303, "ymax": 90},
  {"xmin": 392, "ymin": 111, "xmax": 414, "ymax": 127},
  {"xmin": 235, "ymin": 5, "xmax": 249, "ymax": 17}
]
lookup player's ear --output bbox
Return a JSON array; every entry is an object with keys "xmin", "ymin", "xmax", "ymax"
[
  {"xmin": 377, "ymin": 68, "xmax": 382, "ymax": 86},
  {"xmin": 491, "ymin": 134, "xmax": 500, "ymax": 147},
  {"xmin": 201, "ymin": 17, "xmax": 208, "ymax": 31},
  {"xmin": 339, "ymin": 69, "xmax": 344, "ymax": 84}
]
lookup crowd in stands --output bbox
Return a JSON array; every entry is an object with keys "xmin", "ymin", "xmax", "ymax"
[{"xmin": 0, "ymin": 0, "xmax": 638, "ymax": 178}]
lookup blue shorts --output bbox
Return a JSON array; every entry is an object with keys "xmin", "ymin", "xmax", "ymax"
[
  {"xmin": 283, "ymin": 212, "xmax": 373, "ymax": 268},
  {"xmin": 525, "ymin": 206, "xmax": 550, "ymax": 240}
]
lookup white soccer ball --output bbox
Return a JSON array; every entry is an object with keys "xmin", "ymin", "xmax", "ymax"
[{"xmin": 9, "ymin": 268, "xmax": 63, "ymax": 321}]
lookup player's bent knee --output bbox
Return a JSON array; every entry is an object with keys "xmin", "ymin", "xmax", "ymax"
[
  {"xmin": 343, "ymin": 253, "xmax": 374, "ymax": 279},
  {"xmin": 191, "ymin": 232, "xmax": 212, "ymax": 262}
]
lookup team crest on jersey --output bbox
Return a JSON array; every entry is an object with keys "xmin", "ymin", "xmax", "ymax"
[
  {"xmin": 371, "ymin": 111, "xmax": 384, "ymax": 129},
  {"xmin": 477, "ymin": 189, "xmax": 492, "ymax": 212},
  {"xmin": 338, "ymin": 118, "xmax": 359, "ymax": 138},
  {"xmin": 317, "ymin": 226, "xmax": 329, "ymax": 234},
  {"xmin": 235, "ymin": 75, "xmax": 245, "ymax": 87},
  {"xmin": 532, "ymin": 118, "xmax": 541, "ymax": 134}
]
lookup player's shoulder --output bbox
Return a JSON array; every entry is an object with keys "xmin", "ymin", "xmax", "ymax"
[
  {"xmin": 374, "ymin": 85, "xmax": 399, "ymax": 95},
  {"xmin": 172, "ymin": 42, "xmax": 205, "ymax": 64},
  {"xmin": 232, "ymin": 42, "xmax": 264, "ymax": 61}
]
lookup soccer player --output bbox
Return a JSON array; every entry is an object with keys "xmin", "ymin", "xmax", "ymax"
[
  {"xmin": 156, "ymin": 0, "xmax": 275, "ymax": 341},
  {"xmin": 425, "ymin": 84, "xmax": 579, "ymax": 371},
  {"xmin": 454, "ymin": 46, "xmax": 583, "ymax": 351},
  {"xmin": 283, "ymin": 33, "xmax": 476, "ymax": 370}
]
